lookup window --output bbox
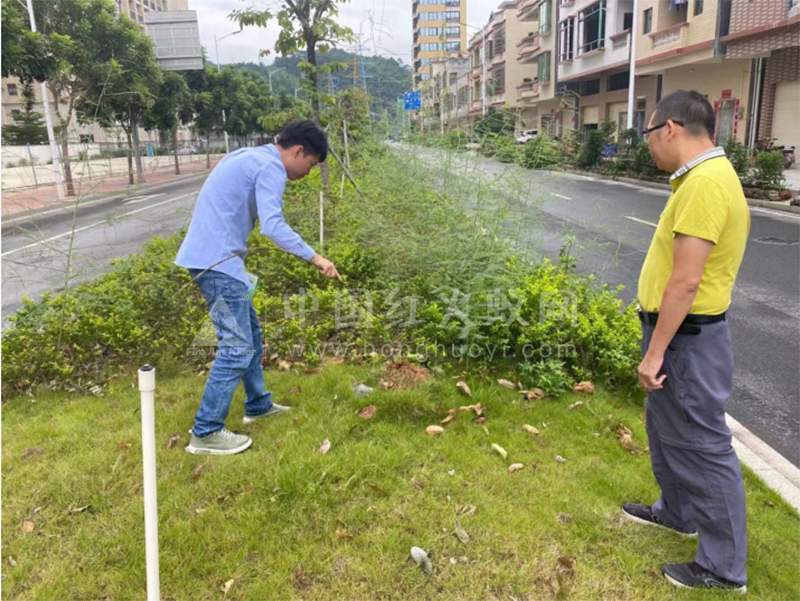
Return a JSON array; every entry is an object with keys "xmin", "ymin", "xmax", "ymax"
[
  {"xmin": 538, "ymin": 51, "xmax": 551, "ymax": 83},
  {"xmin": 623, "ymin": 12, "xmax": 633, "ymax": 30},
  {"xmin": 446, "ymin": 26, "xmax": 460, "ymax": 36},
  {"xmin": 492, "ymin": 68, "xmax": 505, "ymax": 94},
  {"xmin": 607, "ymin": 70, "xmax": 629, "ymax": 91},
  {"xmin": 420, "ymin": 12, "xmax": 445, "ymax": 21},
  {"xmin": 444, "ymin": 11, "xmax": 460, "ymax": 21},
  {"xmin": 581, "ymin": 78, "xmax": 600, "ymax": 95},
  {"xmin": 494, "ymin": 31, "xmax": 506, "ymax": 54},
  {"xmin": 419, "ymin": 58, "xmax": 432, "ymax": 66},
  {"xmin": 559, "ymin": 17, "xmax": 575, "ymax": 61},
  {"xmin": 643, "ymin": 8, "xmax": 652, "ymax": 34},
  {"xmin": 694, "ymin": 0, "xmax": 704, "ymax": 15},
  {"xmin": 445, "ymin": 41, "xmax": 461, "ymax": 51},
  {"xmin": 419, "ymin": 27, "xmax": 441, "ymax": 36},
  {"xmin": 539, "ymin": 0, "xmax": 552, "ymax": 34},
  {"xmin": 420, "ymin": 43, "xmax": 443, "ymax": 51},
  {"xmin": 578, "ymin": 0, "xmax": 606, "ymax": 55},
  {"xmin": 7, "ymin": 83, "xmax": 18, "ymax": 96},
  {"xmin": 449, "ymin": 72, "xmax": 458, "ymax": 85}
]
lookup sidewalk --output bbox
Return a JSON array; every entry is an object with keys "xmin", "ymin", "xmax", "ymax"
[{"xmin": 1, "ymin": 156, "xmax": 221, "ymax": 217}]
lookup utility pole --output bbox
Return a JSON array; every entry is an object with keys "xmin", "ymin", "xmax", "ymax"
[
  {"xmin": 267, "ymin": 66, "xmax": 284, "ymax": 94},
  {"xmin": 626, "ymin": 9, "xmax": 638, "ymax": 131},
  {"xmin": 214, "ymin": 30, "xmax": 241, "ymax": 154},
  {"xmin": 26, "ymin": 0, "xmax": 64, "ymax": 199}
]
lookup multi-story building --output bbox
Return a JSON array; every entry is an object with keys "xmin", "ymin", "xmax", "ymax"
[
  {"xmin": 721, "ymin": 0, "xmax": 800, "ymax": 151},
  {"xmin": 428, "ymin": 56, "xmax": 472, "ymax": 130},
  {"xmin": 412, "ymin": 0, "xmax": 468, "ymax": 84},
  {"xmin": 466, "ymin": 1, "xmax": 533, "ymax": 132},
  {"xmin": 1, "ymin": 0, "xmax": 191, "ymax": 146},
  {"xmin": 634, "ymin": 0, "xmax": 753, "ymax": 146}
]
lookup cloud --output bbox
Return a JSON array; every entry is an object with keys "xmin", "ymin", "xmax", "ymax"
[{"xmin": 192, "ymin": 0, "xmax": 502, "ymax": 67}]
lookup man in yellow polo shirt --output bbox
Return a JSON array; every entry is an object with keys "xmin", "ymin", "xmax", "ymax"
[{"xmin": 621, "ymin": 90, "xmax": 750, "ymax": 593}]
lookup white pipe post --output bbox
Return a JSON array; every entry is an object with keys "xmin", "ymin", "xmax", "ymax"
[
  {"xmin": 319, "ymin": 190, "xmax": 324, "ymax": 246},
  {"xmin": 138, "ymin": 365, "xmax": 160, "ymax": 601},
  {"xmin": 26, "ymin": 0, "xmax": 65, "ymax": 199},
  {"xmin": 626, "ymin": 7, "xmax": 638, "ymax": 131}
]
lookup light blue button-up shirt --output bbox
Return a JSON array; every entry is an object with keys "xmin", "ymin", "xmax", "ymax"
[{"xmin": 175, "ymin": 144, "xmax": 315, "ymax": 286}]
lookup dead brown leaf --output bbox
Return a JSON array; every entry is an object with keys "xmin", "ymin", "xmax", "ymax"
[
  {"xmin": 327, "ymin": 356, "xmax": 346, "ymax": 365},
  {"xmin": 319, "ymin": 439, "xmax": 331, "ymax": 454},
  {"xmin": 456, "ymin": 380, "xmax": 472, "ymax": 397},
  {"xmin": 522, "ymin": 424, "xmax": 540, "ymax": 436},
  {"xmin": 498, "ymin": 379, "xmax": 516, "ymax": 390},
  {"xmin": 522, "ymin": 388, "xmax": 545, "ymax": 400},
  {"xmin": 277, "ymin": 360, "xmax": 293, "ymax": 372},
  {"xmin": 458, "ymin": 403, "xmax": 484, "ymax": 416},
  {"xmin": 454, "ymin": 520, "xmax": 470, "ymax": 544},
  {"xmin": 22, "ymin": 521, "xmax": 35, "ymax": 533},
  {"xmin": 411, "ymin": 477, "xmax": 427, "ymax": 490},
  {"xmin": 69, "ymin": 504, "xmax": 91, "ymax": 514},
  {"xmin": 568, "ymin": 401, "xmax": 583, "ymax": 410},
  {"xmin": 117, "ymin": 442, "xmax": 132, "ymax": 449},
  {"xmin": 288, "ymin": 386, "xmax": 302, "ymax": 395},
  {"xmin": 508, "ymin": 463, "xmax": 524, "ymax": 474},
  {"xmin": 358, "ymin": 405, "xmax": 377, "ymax": 420},
  {"xmin": 221, "ymin": 578, "xmax": 234, "ymax": 595},
  {"xmin": 192, "ymin": 464, "xmax": 205, "ymax": 482},
  {"xmin": 8, "ymin": 556, "xmax": 17, "ymax": 568},
  {"xmin": 472, "ymin": 416, "xmax": 487, "ymax": 424},
  {"xmin": 166, "ymin": 434, "xmax": 180, "ymax": 449},
  {"xmin": 573, "ymin": 381, "xmax": 595, "ymax": 394},
  {"xmin": 426, "ymin": 425, "xmax": 444, "ymax": 436},
  {"xmin": 764, "ymin": 499, "xmax": 776, "ymax": 508},
  {"xmin": 335, "ymin": 529, "xmax": 353, "ymax": 539},
  {"xmin": 440, "ymin": 409, "xmax": 458, "ymax": 425}
]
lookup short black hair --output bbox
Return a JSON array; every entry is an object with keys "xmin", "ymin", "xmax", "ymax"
[
  {"xmin": 652, "ymin": 90, "xmax": 716, "ymax": 139},
  {"xmin": 277, "ymin": 120, "xmax": 328, "ymax": 162}
]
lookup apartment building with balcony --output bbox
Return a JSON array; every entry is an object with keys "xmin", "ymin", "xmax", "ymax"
[
  {"xmin": 554, "ymin": 0, "xmax": 657, "ymax": 139},
  {"xmin": 412, "ymin": 0, "xmax": 468, "ymax": 84},
  {"xmin": 465, "ymin": 1, "xmax": 536, "ymax": 131},
  {"xmin": 721, "ymin": 0, "xmax": 800, "ymax": 152},
  {"xmin": 634, "ymin": 0, "xmax": 753, "ymax": 146},
  {"xmin": 427, "ymin": 56, "xmax": 472, "ymax": 130}
]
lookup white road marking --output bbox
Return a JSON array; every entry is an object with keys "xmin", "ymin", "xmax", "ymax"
[
  {"xmin": 625, "ymin": 215, "xmax": 658, "ymax": 228},
  {"xmin": 1, "ymin": 193, "xmax": 195, "ymax": 257},
  {"xmin": 123, "ymin": 193, "xmax": 165, "ymax": 205},
  {"xmin": 550, "ymin": 192, "xmax": 572, "ymax": 200},
  {"xmin": 750, "ymin": 206, "xmax": 800, "ymax": 220}
]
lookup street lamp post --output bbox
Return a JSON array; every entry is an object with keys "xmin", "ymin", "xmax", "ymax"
[
  {"xmin": 214, "ymin": 30, "xmax": 241, "ymax": 154},
  {"xmin": 267, "ymin": 67, "xmax": 285, "ymax": 94}
]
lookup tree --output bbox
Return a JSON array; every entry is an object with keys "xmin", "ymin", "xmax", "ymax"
[
  {"xmin": 143, "ymin": 71, "xmax": 192, "ymax": 175},
  {"xmin": 184, "ymin": 66, "xmax": 223, "ymax": 169},
  {"xmin": 1, "ymin": 82, "xmax": 49, "ymax": 145},
  {"xmin": 80, "ymin": 12, "xmax": 162, "ymax": 185},
  {"xmin": 1, "ymin": 0, "xmax": 52, "ymax": 83},
  {"xmin": 230, "ymin": 1, "xmax": 355, "ymax": 188}
]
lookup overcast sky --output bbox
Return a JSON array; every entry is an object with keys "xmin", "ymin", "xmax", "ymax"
[{"xmin": 192, "ymin": 0, "xmax": 502, "ymax": 67}]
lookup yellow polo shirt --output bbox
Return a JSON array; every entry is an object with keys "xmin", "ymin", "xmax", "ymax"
[{"xmin": 638, "ymin": 155, "xmax": 750, "ymax": 315}]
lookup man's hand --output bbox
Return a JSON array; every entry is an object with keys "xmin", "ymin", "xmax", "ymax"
[
  {"xmin": 310, "ymin": 254, "xmax": 342, "ymax": 281},
  {"xmin": 638, "ymin": 350, "xmax": 666, "ymax": 392}
]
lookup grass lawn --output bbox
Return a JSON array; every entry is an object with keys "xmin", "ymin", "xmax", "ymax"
[{"xmin": 2, "ymin": 363, "xmax": 798, "ymax": 600}]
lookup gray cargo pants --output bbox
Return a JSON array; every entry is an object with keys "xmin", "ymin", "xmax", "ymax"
[{"xmin": 642, "ymin": 317, "xmax": 747, "ymax": 585}]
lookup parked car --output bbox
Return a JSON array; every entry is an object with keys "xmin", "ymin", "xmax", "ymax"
[
  {"xmin": 177, "ymin": 145, "xmax": 198, "ymax": 155},
  {"xmin": 516, "ymin": 129, "xmax": 538, "ymax": 145}
]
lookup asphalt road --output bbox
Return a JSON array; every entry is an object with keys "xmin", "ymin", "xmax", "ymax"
[
  {"xmin": 2, "ymin": 151, "xmax": 798, "ymax": 467},
  {"xmin": 411, "ymin": 145, "xmax": 800, "ymax": 467}
]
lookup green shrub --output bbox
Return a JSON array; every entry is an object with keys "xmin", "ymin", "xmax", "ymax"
[
  {"xmin": 752, "ymin": 149, "xmax": 786, "ymax": 190},
  {"xmin": 444, "ymin": 129, "xmax": 470, "ymax": 151},
  {"xmin": 724, "ymin": 139, "xmax": 752, "ymax": 185},
  {"xmin": 578, "ymin": 130, "xmax": 604, "ymax": 169},
  {"xmin": 599, "ymin": 119, "xmax": 617, "ymax": 146},
  {"xmin": 480, "ymin": 133, "xmax": 517, "ymax": 162},
  {"xmin": 517, "ymin": 136, "xmax": 561, "ymax": 169},
  {"xmin": 630, "ymin": 141, "xmax": 662, "ymax": 177}
]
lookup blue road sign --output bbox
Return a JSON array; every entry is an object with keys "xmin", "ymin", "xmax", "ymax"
[{"xmin": 404, "ymin": 91, "xmax": 421, "ymax": 111}]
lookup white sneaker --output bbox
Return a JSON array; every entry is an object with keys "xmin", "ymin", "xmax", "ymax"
[{"xmin": 243, "ymin": 403, "xmax": 292, "ymax": 424}]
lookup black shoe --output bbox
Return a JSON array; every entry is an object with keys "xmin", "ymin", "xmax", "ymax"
[
  {"xmin": 622, "ymin": 502, "xmax": 698, "ymax": 537},
  {"xmin": 662, "ymin": 562, "xmax": 747, "ymax": 593}
]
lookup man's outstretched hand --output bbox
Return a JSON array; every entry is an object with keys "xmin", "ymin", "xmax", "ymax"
[{"xmin": 310, "ymin": 253, "xmax": 342, "ymax": 281}]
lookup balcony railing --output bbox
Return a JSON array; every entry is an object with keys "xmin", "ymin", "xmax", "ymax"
[
  {"xmin": 517, "ymin": 81, "xmax": 540, "ymax": 98},
  {"xmin": 578, "ymin": 36, "xmax": 605, "ymax": 56},
  {"xmin": 650, "ymin": 22, "xmax": 689, "ymax": 50},
  {"xmin": 610, "ymin": 29, "xmax": 630, "ymax": 51},
  {"xmin": 517, "ymin": 33, "xmax": 541, "ymax": 59},
  {"xmin": 517, "ymin": 0, "xmax": 538, "ymax": 19}
]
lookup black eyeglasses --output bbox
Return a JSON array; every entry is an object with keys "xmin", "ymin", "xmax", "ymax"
[{"xmin": 643, "ymin": 120, "xmax": 685, "ymax": 139}]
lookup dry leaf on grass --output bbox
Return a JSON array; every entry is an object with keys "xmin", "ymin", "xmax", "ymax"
[
  {"xmin": 8, "ymin": 556, "xmax": 17, "ymax": 568},
  {"xmin": 522, "ymin": 424, "xmax": 540, "ymax": 436},
  {"xmin": 573, "ymin": 382, "xmax": 595, "ymax": 394},
  {"xmin": 327, "ymin": 356, "xmax": 346, "ymax": 365},
  {"xmin": 459, "ymin": 403, "xmax": 484, "ymax": 416},
  {"xmin": 277, "ymin": 360, "xmax": 293, "ymax": 372},
  {"xmin": 456, "ymin": 380, "xmax": 472, "ymax": 397},
  {"xmin": 554, "ymin": 455, "xmax": 566, "ymax": 463},
  {"xmin": 426, "ymin": 425, "xmax": 444, "ymax": 436},
  {"xmin": 568, "ymin": 401, "xmax": 583, "ymax": 410},
  {"xmin": 221, "ymin": 579, "xmax": 234, "ymax": 595},
  {"xmin": 498, "ymin": 379, "xmax": 516, "ymax": 390},
  {"xmin": 319, "ymin": 439, "xmax": 331, "ymax": 454},
  {"xmin": 411, "ymin": 477, "xmax": 427, "ymax": 490},
  {"xmin": 508, "ymin": 463, "xmax": 524, "ymax": 474},
  {"xmin": 440, "ymin": 409, "xmax": 457, "ymax": 425},
  {"xmin": 69, "ymin": 504, "xmax": 91, "ymax": 514},
  {"xmin": 617, "ymin": 425, "xmax": 636, "ymax": 452},
  {"xmin": 558, "ymin": 513, "xmax": 573, "ymax": 523},
  {"xmin": 117, "ymin": 442, "xmax": 132, "ymax": 449},
  {"xmin": 472, "ymin": 416, "xmax": 487, "ymax": 424},
  {"xmin": 192, "ymin": 464, "xmax": 205, "ymax": 482},
  {"xmin": 482, "ymin": 425, "xmax": 490, "ymax": 436},
  {"xmin": 166, "ymin": 434, "xmax": 180, "ymax": 449},
  {"xmin": 22, "ymin": 521, "xmax": 35, "ymax": 533},
  {"xmin": 335, "ymin": 529, "xmax": 354, "ymax": 539},
  {"xmin": 764, "ymin": 499, "xmax": 776, "ymax": 508},
  {"xmin": 358, "ymin": 405, "xmax": 377, "ymax": 420},
  {"xmin": 454, "ymin": 521, "xmax": 470, "ymax": 544},
  {"xmin": 521, "ymin": 388, "xmax": 545, "ymax": 400},
  {"xmin": 410, "ymin": 547, "xmax": 432, "ymax": 574},
  {"xmin": 491, "ymin": 444, "xmax": 508, "ymax": 460},
  {"xmin": 288, "ymin": 386, "xmax": 302, "ymax": 394}
]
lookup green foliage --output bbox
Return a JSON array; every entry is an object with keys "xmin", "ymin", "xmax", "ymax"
[
  {"xmin": 599, "ymin": 119, "xmax": 617, "ymax": 146},
  {"xmin": 724, "ymin": 139, "xmax": 751, "ymax": 179},
  {"xmin": 578, "ymin": 130, "xmax": 604, "ymax": 169},
  {"xmin": 444, "ymin": 129, "xmax": 470, "ymax": 151},
  {"xmin": 752, "ymin": 149, "xmax": 786, "ymax": 190},
  {"xmin": 480, "ymin": 133, "xmax": 517, "ymax": 163},
  {"xmin": 517, "ymin": 135, "xmax": 560, "ymax": 169},
  {"xmin": 1, "ymin": 81, "xmax": 48, "ymax": 145},
  {"xmin": 473, "ymin": 107, "xmax": 514, "ymax": 137},
  {"xmin": 630, "ymin": 141, "xmax": 661, "ymax": 177}
]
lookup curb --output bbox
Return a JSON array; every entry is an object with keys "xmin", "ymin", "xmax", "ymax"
[
  {"xmin": 727, "ymin": 413, "xmax": 800, "ymax": 511},
  {"xmin": 563, "ymin": 169, "xmax": 800, "ymax": 215},
  {"xmin": 1, "ymin": 170, "xmax": 210, "ymax": 228}
]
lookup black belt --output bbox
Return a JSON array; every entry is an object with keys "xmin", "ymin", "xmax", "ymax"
[{"xmin": 638, "ymin": 309, "xmax": 726, "ymax": 333}]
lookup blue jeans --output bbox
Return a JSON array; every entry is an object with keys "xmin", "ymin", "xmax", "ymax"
[{"xmin": 188, "ymin": 268, "xmax": 273, "ymax": 437}]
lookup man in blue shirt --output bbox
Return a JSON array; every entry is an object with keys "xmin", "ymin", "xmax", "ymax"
[{"xmin": 176, "ymin": 121, "xmax": 341, "ymax": 455}]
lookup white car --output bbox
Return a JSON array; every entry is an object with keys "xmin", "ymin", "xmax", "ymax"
[{"xmin": 516, "ymin": 129, "xmax": 539, "ymax": 145}]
